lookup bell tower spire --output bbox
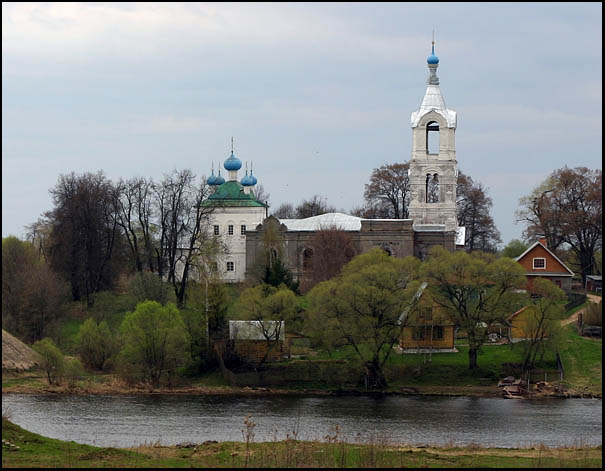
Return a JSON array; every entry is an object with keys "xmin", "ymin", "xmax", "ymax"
[{"xmin": 408, "ymin": 39, "xmax": 458, "ymax": 232}]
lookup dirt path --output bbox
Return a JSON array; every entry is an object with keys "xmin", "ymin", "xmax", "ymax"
[{"xmin": 560, "ymin": 294, "xmax": 600, "ymax": 327}]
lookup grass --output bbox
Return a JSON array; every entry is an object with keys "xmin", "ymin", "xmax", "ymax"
[
  {"xmin": 559, "ymin": 323, "xmax": 602, "ymax": 394},
  {"xmin": 2, "ymin": 417, "xmax": 601, "ymax": 468}
]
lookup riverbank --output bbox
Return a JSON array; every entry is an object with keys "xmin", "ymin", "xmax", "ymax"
[
  {"xmin": 2, "ymin": 417, "xmax": 601, "ymax": 468},
  {"xmin": 3, "ymin": 371, "xmax": 601, "ymax": 399}
]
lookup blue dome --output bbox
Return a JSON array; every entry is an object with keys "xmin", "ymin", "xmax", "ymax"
[
  {"xmin": 207, "ymin": 173, "xmax": 218, "ymax": 186},
  {"xmin": 248, "ymin": 171, "xmax": 258, "ymax": 186},
  {"xmin": 427, "ymin": 53, "xmax": 439, "ymax": 65},
  {"xmin": 224, "ymin": 152, "xmax": 242, "ymax": 171},
  {"xmin": 214, "ymin": 173, "xmax": 225, "ymax": 185},
  {"xmin": 240, "ymin": 173, "xmax": 254, "ymax": 186}
]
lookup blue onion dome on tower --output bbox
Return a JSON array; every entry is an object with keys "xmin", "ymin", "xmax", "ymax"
[
  {"xmin": 240, "ymin": 162, "xmax": 254, "ymax": 186},
  {"xmin": 214, "ymin": 169, "xmax": 225, "ymax": 185},
  {"xmin": 248, "ymin": 170, "xmax": 258, "ymax": 186},
  {"xmin": 224, "ymin": 151, "xmax": 242, "ymax": 171},
  {"xmin": 427, "ymin": 42, "xmax": 439, "ymax": 65},
  {"xmin": 207, "ymin": 162, "xmax": 219, "ymax": 186}
]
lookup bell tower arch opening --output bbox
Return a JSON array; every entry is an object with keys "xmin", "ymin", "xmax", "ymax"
[{"xmin": 426, "ymin": 121, "xmax": 440, "ymax": 155}]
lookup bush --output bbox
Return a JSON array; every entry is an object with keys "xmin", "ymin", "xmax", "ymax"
[
  {"xmin": 74, "ymin": 318, "xmax": 119, "ymax": 371},
  {"xmin": 32, "ymin": 338, "xmax": 65, "ymax": 385},
  {"xmin": 118, "ymin": 301, "xmax": 188, "ymax": 387},
  {"xmin": 64, "ymin": 357, "xmax": 85, "ymax": 389}
]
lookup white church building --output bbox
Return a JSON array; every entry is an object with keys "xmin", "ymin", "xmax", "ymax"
[{"xmin": 203, "ymin": 41, "xmax": 464, "ymax": 283}]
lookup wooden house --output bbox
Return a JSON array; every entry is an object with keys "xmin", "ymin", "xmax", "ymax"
[
  {"xmin": 229, "ymin": 320, "xmax": 285, "ymax": 365},
  {"xmin": 399, "ymin": 282, "xmax": 457, "ymax": 352},
  {"xmin": 585, "ymin": 275, "xmax": 602, "ymax": 293},
  {"xmin": 515, "ymin": 238, "xmax": 574, "ymax": 292},
  {"xmin": 506, "ymin": 305, "xmax": 547, "ymax": 342}
]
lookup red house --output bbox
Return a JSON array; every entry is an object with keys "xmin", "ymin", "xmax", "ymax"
[{"xmin": 515, "ymin": 238, "xmax": 574, "ymax": 292}]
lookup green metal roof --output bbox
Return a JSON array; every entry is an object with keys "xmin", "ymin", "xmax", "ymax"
[{"xmin": 203, "ymin": 181, "xmax": 267, "ymax": 207}]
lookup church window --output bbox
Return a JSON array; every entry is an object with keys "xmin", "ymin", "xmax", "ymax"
[
  {"xmin": 426, "ymin": 121, "xmax": 440, "ymax": 155},
  {"xmin": 212, "ymin": 262, "xmax": 218, "ymax": 272},
  {"xmin": 426, "ymin": 173, "xmax": 439, "ymax": 203},
  {"xmin": 214, "ymin": 225, "xmax": 219, "ymax": 235},
  {"xmin": 226, "ymin": 261, "xmax": 234, "ymax": 271},
  {"xmin": 241, "ymin": 225, "xmax": 246, "ymax": 235},
  {"xmin": 228, "ymin": 225, "xmax": 234, "ymax": 235},
  {"xmin": 302, "ymin": 248, "xmax": 314, "ymax": 270},
  {"xmin": 533, "ymin": 258, "xmax": 546, "ymax": 269},
  {"xmin": 413, "ymin": 327, "xmax": 425, "ymax": 340}
]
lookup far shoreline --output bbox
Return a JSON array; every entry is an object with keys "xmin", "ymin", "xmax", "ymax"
[{"xmin": 3, "ymin": 381, "xmax": 601, "ymax": 399}]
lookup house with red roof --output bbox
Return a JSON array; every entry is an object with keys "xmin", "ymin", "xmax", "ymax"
[{"xmin": 515, "ymin": 238, "xmax": 574, "ymax": 292}]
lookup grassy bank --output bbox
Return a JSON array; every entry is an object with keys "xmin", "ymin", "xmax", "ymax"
[{"xmin": 2, "ymin": 418, "xmax": 601, "ymax": 468}]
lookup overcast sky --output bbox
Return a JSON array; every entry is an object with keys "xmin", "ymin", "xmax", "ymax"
[{"xmin": 2, "ymin": 2, "xmax": 602, "ymax": 246}]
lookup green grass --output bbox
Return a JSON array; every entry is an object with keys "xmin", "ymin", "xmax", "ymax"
[
  {"xmin": 2, "ymin": 418, "xmax": 601, "ymax": 468},
  {"xmin": 559, "ymin": 324, "xmax": 602, "ymax": 394}
]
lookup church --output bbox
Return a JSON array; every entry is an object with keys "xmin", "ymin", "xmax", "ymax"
[{"xmin": 203, "ymin": 42, "xmax": 464, "ymax": 283}]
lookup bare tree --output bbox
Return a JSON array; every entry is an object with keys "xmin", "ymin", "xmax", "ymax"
[
  {"xmin": 456, "ymin": 172, "xmax": 501, "ymax": 253},
  {"xmin": 253, "ymin": 183, "xmax": 270, "ymax": 207},
  {"xmin": 153, "ymin": 170, "xmax": 216, "ymax": 307},
  {"xmin": 300, "ymin": 225, "xmax": 358, "ymax": 292},
  {"xmin": 46, "ymin": 171, "xmax": 124, "ymax": 305},
  {"xmin": 295, "ymin": 195, "xmax": 336, "ymax": 218},
  {"xmin": 273, "ymin": 202, "xmax": 295, "ymax": 219},
  {"xmin": 363, "ymin": 162, "xmax": 410, "ymax": 219}
]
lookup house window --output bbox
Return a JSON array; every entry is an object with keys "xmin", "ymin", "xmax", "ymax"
[
  {"xmin": 214, "ymin": 225, "xmax": 219, "ymax": 235},
  {"xmin": 226, "ymin": 261, "xmax": 234, "ymax": 272},
  {"xmin": 228, "ymin": 225, "xmax": 234, "ymax": 236},
  {"xmin": 533, "ymin": 258, "xmax": 546, "ymax": 269},
  {"xmin": 241, "ymin": 225, "xmax": 246, "ymax": 235},
  {"xmin": 433, "ymin": 326, "xmax": 444, "ymax": 340},
  {"xmin": 418, "ymin": 307, "xmax": 432, "ymax": 321},
  {"xmin": 413, "ymin": 327, "xmax": 425, "ymax": 340},
  {"xmin": 212, "ymin": 262, "xmax": 218, "ymax": 272}
]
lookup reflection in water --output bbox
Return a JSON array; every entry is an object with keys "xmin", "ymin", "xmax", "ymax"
[{"xmin": 2, "ymin": 394, "xmax": 601, "ymax": 449}]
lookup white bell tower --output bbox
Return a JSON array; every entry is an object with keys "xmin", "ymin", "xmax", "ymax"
[{"xmin": 408, "ymin": 40, "xmax": 458, "ymax": 232}]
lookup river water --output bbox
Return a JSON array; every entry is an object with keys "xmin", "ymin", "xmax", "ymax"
[{"xmin": 2, "ymin": 394, "xmax": 601, "ymax": 449}]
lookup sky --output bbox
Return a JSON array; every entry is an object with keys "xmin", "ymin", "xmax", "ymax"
[{"xmin": 2, "ymin": 2, "xmax": 602, "ymax": 246}]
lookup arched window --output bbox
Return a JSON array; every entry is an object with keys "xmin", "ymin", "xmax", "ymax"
[
  {"xmin": 380, "ymin": 246, "xmax": 392, "ymax": 257},
  {"xmin": 302, "ymin": 248, "xmax": 314, "ymax": 270},
  {"xmin": 426, "ymin": 121, "xmax": 440, "ymax": 155},
  {"xmin": 426, "ymin": 173, "xmax": 439, "ymax": 203}
]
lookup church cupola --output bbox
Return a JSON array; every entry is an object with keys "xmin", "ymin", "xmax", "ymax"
[
  {"xmin": 207, "ymin": 162, "xmax": 219, "ymax": 186},
  {"xmin": 224, "ymin": 137, "xmax": 242, "ymax": 181}
]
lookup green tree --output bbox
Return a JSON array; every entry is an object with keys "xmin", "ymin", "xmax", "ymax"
[
  {"xmin": 421, "ymin": 246, "xmax": 528, "ymax": 370},
  {"xmin": 181, "ymin": 280, "xmax": 230, "ymax": 372},
  {"xmin": 500, "ymin": 239, "xmax": 529, "ymax": 259},
  {"xmin": 74, "ymin": 318, "xmax": 119, "ymax": 371},
  {"xmin": 520, "ymin": 278, "xmax": 566, "ymax": 373},
  {"xmin": 127, "ymin": 271, "xmax": 175, "ymax": 306},
  {"xmin": 236, "ymin": 284, "xmax": 298, "ymax": 367},
  {"xmin": 32, "ymin": 338, "xmax": 65, "ymax": 385},
  {"xmin": 307, "ymin": 248, "xmax": 421, "ymax": 388},
  {"xmin": 118, "ymin": 301, "xmax": 188, "ymax": 387}
]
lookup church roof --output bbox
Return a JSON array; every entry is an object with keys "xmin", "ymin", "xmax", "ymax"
[
  {"xmin": 411, "ymin": 84, "xmax": 457, "ymax": 128},
  {"xmin": 203, "ymin": 181, "xmax": 267, "ymax": 207},
  {"xmin": 280, "ymin": 212, "xmax": 363, "ymax": 231}
]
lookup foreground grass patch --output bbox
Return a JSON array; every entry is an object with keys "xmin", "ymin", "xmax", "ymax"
[{"xmin": 2, "ymin": 418, "xmax": 601, "ymax": 468}]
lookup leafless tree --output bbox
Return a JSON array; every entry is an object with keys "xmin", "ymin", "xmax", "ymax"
[
  {"xmin": 456, "ymin": 172, "xmax": 501, "ymax": 253},
  {"xmin": 363, "ymin": 162, "xmax": 410, "ymax": 219}
]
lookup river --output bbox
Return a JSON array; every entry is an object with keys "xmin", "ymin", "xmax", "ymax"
[{"xmin": 2, "ymin": 394, "xmax": 601, "ymax": 449}]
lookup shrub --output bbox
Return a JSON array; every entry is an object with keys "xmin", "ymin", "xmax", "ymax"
[
  {"xmin": 74, "ymin": 318, "xmax": 119, "ymax": 371},
  {"xmin": 32, "ymin": 338, "xmax": 65, "ymax": 385},
  {"xmin": 118, "ymin": 301, "xmax": 188, "ymax": 387}
]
